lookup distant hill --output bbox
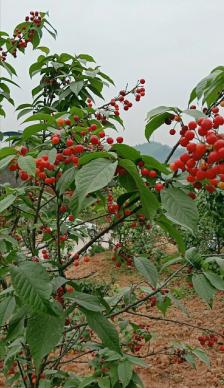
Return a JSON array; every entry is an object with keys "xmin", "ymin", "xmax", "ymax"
[{"xmin": 135, "ymin": 141, "xmax": 183, "ymax": 162}]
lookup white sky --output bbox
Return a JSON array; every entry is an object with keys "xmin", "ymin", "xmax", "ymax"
[{"xmin": 0, "ymin": 0, "xmax": 224, "ymax": 146}]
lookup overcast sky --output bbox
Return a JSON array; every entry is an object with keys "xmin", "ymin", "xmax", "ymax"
[{"xmin": 1, "ymin": 0, "xmax": 224, "ymax": 146}]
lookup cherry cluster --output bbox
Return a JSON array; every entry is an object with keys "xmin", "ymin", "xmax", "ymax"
[
  {"xmin": 111, "ymin": 242, "xmax": 133, "ymax": 269},
  {"xmin": 168, "ymin": 107, "xmax": 224, "ymax": 193},
  {"xmin": 95, "ymin": 79, "xmax": 145, "ymax": 120},
  {"xmin": 128, "ymin": 324, "xmax": 151, "ymax": 353},
  {"xmin": 198, "ymin": 334, "xmax": 218, "ymax": 348},
  {"xmin": 0, "ymin": 11, "xmax": 43, "ymax": 61}
]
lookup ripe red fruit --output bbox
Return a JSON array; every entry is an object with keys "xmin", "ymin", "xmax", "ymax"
[
  {"xmin": 116, "ymin": 136, "xmax": 123, "ymax": 143},
  {"xmin": 185, "ymin": 130, "xmax": 195, "ymax": 141},
  {"xmin": 200, "ymin": 118, "xmax": 213, "ymax": 130},
  {"xmin": 140, "ymin": 79, "xmax": 145, "ymax": 84},
  {"xmin": 186, "ymin": 143, "xmax": 196, "ymax": 153},
  {"xmin": 65, "ymin": 118, "xmax": 71, "ymax": 125},
  {"xmin": 20, "ymin": 146, "xmax": 28, "ymax": 156},
  {"xmin": 179, "ymin": 137, "xmax": 189, "ymax": 147},
  {"xmin": 90, "ymin": 135, "xmax": 99, "ymax": 145},
  {"xmin": 73, "ymin": 144, "xmax": 85, "ymax": 153},
  {"xmin": 148, "ymin": 170, "xmax": 157, "ymax": 178},
  {"xmin": 188, "ymin": 121, "xmax": 197, "ymax": 130},
  {"xmin": 66, "ymin": 138, "xmax": 73, "ymax": 147},
  {"xmin": 45, "ymin": 177, "xmax": 56, "ymax": 185},
  {"xmin": 214, "ymin": 139, "xmax": 224, "ymax": 150},
  {"xmin": 169, "ymin": 129, "xmax": 176, "ymax": 135},
  {"xmin": 51, "ymin": 135, "xmax": 60, "ymax": 145},
  {"xmin": 141, "ymin": 168, "xmax": 149, "ymax": 176},
  {"xmin": 90, "ymin": 124, "xmax": 97, "ymax": 131},
  {"xmin": 213, "ymin": 115, "xmax": 224, "ymax": 126},
  {"xmin": 206, "ymin": 133, "xmax": 217, "ymax": 144},
  {"xmin": 155, "ymin": 182, "xmax": 164, "ymax": 191},
  {"xmin": 99, "ymin": 131, "xmax": 105, "ymax": 138},
  {"xmin": 211, "ymin": 107, "xmax": 219, "ymax": 114},
  {"xmin": 73, "ymin": 115, "xmax": 79, "ymax": 122},
  {"xmin": 68, "ymin": 215, "xmax": 75, "ymax": 222},
  {"xmin": 115, "ymin": 262, "xmax": 121, "ymax": 268},
  {"xmin": 20, "ymin": 171, "xmax": 29, "ymax": 181},
  {"xmin": 219, "ymin": 345, "xmax": 224, "ymax": 352},
  {"xmin": 107, "ymin": 137, "xmax": 114, "ymax": 145},
  {"xmin": 208, "ymin": 151, "xmax": 219, "ymax": 164}
]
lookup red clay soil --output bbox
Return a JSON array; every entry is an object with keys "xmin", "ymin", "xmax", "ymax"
[
  {"xmin": 65, "ymin": 251, "xmax": 224, "ymax": 388},
  {"xmin": 1, "ymin": 251, "xmax": 224, "ymax": 387}
]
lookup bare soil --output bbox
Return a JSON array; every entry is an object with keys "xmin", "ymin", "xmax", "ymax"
[{"xmin": 65, "ymin": 250, "xmax": 224, "ymax": 388}]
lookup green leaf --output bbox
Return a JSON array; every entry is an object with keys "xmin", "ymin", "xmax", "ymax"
[
  {"xmin": 119, "ymin": 159, "xmax": 159, "ymax": 218},
  {"xmin": 17, "ymin": 108, "xmax": 33, "ymax": 120},
  {"xmin": 0, "ymin": 147, "xmax": 17, "ymax": 159},
  {"xmin": 145, "ymin": 111, "xmax": 175, "ymax": 140},
  {"xmin": 183, "ymin": 109, "xmax": 206, "ymax": 120},
  {"xmin": 70, "ymin": 81, "xmax": 84, "ymax": 96},
  {"xmin": 10, "ymin": 262, "xmax": 52, "ymax": 312},
  {"xmin": 188, "ymin": 87, "xmax": 197, "ymax": 105},
  {"xmin": 78, "ymin": 54, "xmax": 95, "ymax": 62},
  {"xmin": 146, "ymin": 106, "xmax": 179, "ymax": 120},
  {"xmin": 26, "ymin": 311, "xmax": 64, "ymax": 369},
  {"xmin": 111, "ymin": 144, "xmax": 140, "ymax": 161},
  {"xmin": 82, "ymin": 310, "xmax": 120, "ymax": 352},
  {"xmin": 192, "ymin": 274, "xmax": 215, "ymax": 305},
  {"xmin": 118, "ymin": 360, "xmax": 133, "ymax": 387},
  {"xmin": 160, "ymin": 256, "xmax": 183, "ymax": 272},
  {"xmin": 56, "ymin": 167, "xmax": 76, "ymax": 195},
  {"xmin": 29, "ymin": 61, "xmax": 43, "ymax": 78},
  {"xmin": 160, "ymin": 187, "xmax": 199, "ymax": 233},
  {"xmin": 18, "ymin": 155, "xmax": 36, "ymax": 176},
  {"xmin": 156, "ymin": 295, "xmax": 171, "ymax": 316},
  {"xmin": 79, "ymin": 151, "xmax": 116, "ymax": 166},
  {"xmin": 126, "ymin": 354, "xmax": 148, "ymax": 368},
  {"xmin": 22, "ymin": 123, "xmax": 48, "ymax": 139},
  {"xmin": 97, "ymin": 376, "xmax": 111, "ymax": 388},
  {"xmin": 0, "ymin": 297, "xmax": 16, "ymax": 326},
  {"xmin": 157, "ymin": 214, "xmax": 185, "ymax": 254},
  {"xmin": 65, "ymin": 291, "xmax": 104, "ymax": 312},
  {"xmin": 142, "ymin": 155, "xmax": 170, "ymax": 175},
  {"xmin": 203, "ymin": 271, "xmax": 224, "ymax": 291},
  {"xmin": 192, "ymin": 348, "xmax": 210, "ymax": 367},
  {"xmin": 76, "ymin": 158, "xmax": 117, "ymax": 198},
  {"xmin": 0, "ymin": 194, "xmax": 16, "ymax": 212},
  {"xmin": 37, "ymin": 46, "xmax": 50, "ymax": 55},
  {"xmin": 24, "ymin": 113, "xmax": 55, "ymax": 124},
  {"xmin": 134, "ymin": 257, "xmax": 158, "ymax": 287},
  {"xmin": 0, "ymin": 154, "xmax": 16, "ymax": 170}
]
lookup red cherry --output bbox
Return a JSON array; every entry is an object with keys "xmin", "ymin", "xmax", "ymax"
[
  {"xmin": 141, "ymin": 168, "xmax": 149, "ymax": 176},
  {"xmin": 51, "ymin": 136, "xmax": 60, "ymax": 145},
  {"xmin": 73, "ymin": 115, "xmax": 79, "ymax": 122},
  {"xmin": 73, "ymin": 144, "xmax": 85, "ymax": 153},
  {"xmin": 169, "ymin": 129, "xmax": 176, "ymax": 135},
  {"xmin": 20, "ymin": 171, "xmax": 29, "ymax": 181},
  {"xmin": 90, "ymin": 135, "xmax": 99, "ymax": 145},
  {"xmin": 20, "ymin": 146, "xmax": 28, "ymax": 156},
  {"xmin": 140, "ymin": 79, "xmax": 145, "ymax": 84},
  {"xmin": 200, "ymin": 118, "xmax": 213, "ymax": 130},
  {"xmin": 185, "ymin": 130, "xmax": 195, "ymax": 141},
  {"xmin": 99, "ymin": 131, "xmax": 105, "ymax": 138},
  {"xmin": 68, "ymin": 215, "xmax": 75, "ymax": 222},
  {"xmin": 148, "ymin": 170, "xmax": 157, "ymax": 178},
  {"xmin": 188, "ymin": 121, "xmax": 197, "ymax": 130},
  {"xmin": 155, "ymin": 182, "xmax": 164, "ymax": 191},
  {"xmin": 116, "ymin": 136, "xmax": 123, "ymax": 143},
  {"xmin": 107, "ymin": 137, "xmax": 114, "ymax": 145},
  {"xmin": 66, "ymin": 138, "xmax": 73, "ymax": 147},
  {"xmin": 65, "ymin": 118, "xmax": 71, "ymax": 125}
]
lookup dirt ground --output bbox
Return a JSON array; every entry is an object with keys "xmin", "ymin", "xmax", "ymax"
[
  {"xmin": 1, "ymin": 249, "xmax": 224, "ymax": 387},
  {"xmin": 65, "ymin": 250, "xmax": 224, "ymax": 388}
]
